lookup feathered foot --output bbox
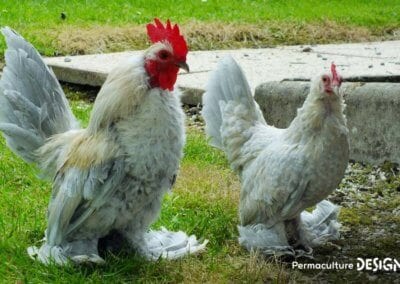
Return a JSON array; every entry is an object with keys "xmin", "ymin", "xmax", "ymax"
[
  {"xmin": 136, "ymin": 227, "xmax": 208, "ymax": 260},
  {"xmin": 238, "ymin": 223, "xmax": 295, "ymax": 257},
  {"xmin": 298, "ymin": 200, "xmax": 341, "ymax": 248},
  {"xmin": 28, "ymin": 245, "xmax": 69, "ymax": 265},
  {"xmin": 238, "ymin": 201, "xmax": 340, "ymax": 258},
  {"xmin": 27, "ymin": 239, "xmax": 105, "ymax": 265}
]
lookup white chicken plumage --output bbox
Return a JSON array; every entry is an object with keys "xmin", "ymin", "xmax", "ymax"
[
  {"xmin": 0, "ymin": 22, "xmax": 206, "ymax": 265},
  {"xmin": 202, "ymin": 56, "xmax": 349, "ymax": 256}
]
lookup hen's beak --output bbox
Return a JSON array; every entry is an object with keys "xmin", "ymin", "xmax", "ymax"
[
  {"xmin": 332, "ymin": 76, "xmax": 342, "ymax": 87},
  {"xmin": 176, "ymin": 61, "xmax": 190, "ymax": 73}
]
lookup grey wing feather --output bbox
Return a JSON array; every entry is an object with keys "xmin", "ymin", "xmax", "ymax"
[
  {"xmin": 0, "ymin": 27, "xmax": 79, "ymax": 163},
  {"xmin": 265, "ymin": 152, "xmax": 310, "ymax": 220},
  {"xmin": 241, "ymin": 145, "xmax": 310, "ymax": 225},
  {"xmin": 46, "ymin": 158, "xmax": 126, "ymax": 246}
]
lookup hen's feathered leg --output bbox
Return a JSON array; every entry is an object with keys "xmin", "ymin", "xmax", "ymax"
[
  {"xmin": 296, "ymin": 200, "xmax": 341, "ymax": 253},
  {"xmin": 238, "ymin": 223, "xmax": 295, "ymax": 257},
  {"xmin": 65, "ymin": 239, "xmax": 105, "ymax": 264}
]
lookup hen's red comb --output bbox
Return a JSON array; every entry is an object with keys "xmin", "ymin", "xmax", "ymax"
[
  {"xmin": 331, "ymin": 62, "xmax": 340, "ymax": 83},
  {"xmin": 146, "ymin": 18, "xmax": 188, "ymax": 61}
]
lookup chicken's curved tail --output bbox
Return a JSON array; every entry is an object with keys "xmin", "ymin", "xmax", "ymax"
[
  {"xmin": 202, "ymin": 56, "xmax": 266, "ymax": 171},
  {"xmin": 0, "ymin": 27, "xmax": 78, "ymax": 164}
]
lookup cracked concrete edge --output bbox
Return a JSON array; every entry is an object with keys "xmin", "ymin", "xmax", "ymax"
[
  {"xmin": 50, "ymin": 64, "xmax": 206, "ymax": 106},
  {"xmin": 50, "ymin": 65, "xmax": 107, "ymax": 87},
  {"xmin": 283, "ymin": 75, "xmax": 400, "ymax": 83},
  {"xmin": 178, "ymin": 74, "xmax": 400, "ymax": 106}
]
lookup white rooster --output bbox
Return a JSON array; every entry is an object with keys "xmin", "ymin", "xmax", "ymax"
[
  {"xmin": 0, "ymin": 19, "xmax": 207, "ymax": 265},
  {"xmin": 202, "ymin": 56, "xmax": 349, "ymax": 256}
]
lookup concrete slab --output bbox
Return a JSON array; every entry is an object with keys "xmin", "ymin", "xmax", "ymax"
[{"xmin": 44, "ymin": 41, "xmax": 400, "ymax": 94}]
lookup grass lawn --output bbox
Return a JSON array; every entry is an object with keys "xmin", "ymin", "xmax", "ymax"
[{"xmin": 0, "ymin": 0, "xmax": 400, "ymax": 59}]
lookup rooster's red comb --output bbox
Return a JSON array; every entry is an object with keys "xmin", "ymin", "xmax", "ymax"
[{"xmin": 146, "ymin": 18, "xmax": 188, "ymax": 61}]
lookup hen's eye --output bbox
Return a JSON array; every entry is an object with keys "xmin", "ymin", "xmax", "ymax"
[
  {"xmin": 322, "ymin": 76, "xmax": 328, "ymax": 82},
  {"xmin": 159, "ymin": 50, "xmax": 169, "ymax": 60}
]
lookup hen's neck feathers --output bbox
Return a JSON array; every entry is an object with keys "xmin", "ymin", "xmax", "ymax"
[{"xmin": 285, "ymin": 90, "xmax": 347, "ymax": 143}]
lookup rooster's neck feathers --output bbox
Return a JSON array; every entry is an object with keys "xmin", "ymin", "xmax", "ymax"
[{"xmin": 87, "ymin": 56, "xmax": 149, "ymax": 134}]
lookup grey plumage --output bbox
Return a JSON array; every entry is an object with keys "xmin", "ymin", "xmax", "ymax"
[
  {"xmin": 202, "ymin": 56, "xmax": 264, "ymax": 150},
  {"xmin": 1, "ymin": 28, "xmax": 207, "ymax": 265},
  {"xmin": 0, "ymin": 27, "xmax": 78, "ymax": 163},
  {"xmin": 203, "ymin": 56, "xmax": 348, "ymax": 257}
]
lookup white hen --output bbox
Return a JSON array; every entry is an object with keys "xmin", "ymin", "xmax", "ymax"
[
  {"xmin": 202, "ymin": 56, "xmax": 349, "ymax": 256},
  {"xmin": 0, "ymin": 19, "xmax": 207, "ymax": 265}
]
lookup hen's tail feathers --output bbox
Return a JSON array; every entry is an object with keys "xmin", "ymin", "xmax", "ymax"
[
  {"xmin": 238, "ymin": 223, "xmax": 295, "ymax": 257},
  {"xmin": 299, "ymin": 200, "xmax": 341, "ymax": 247},
  {"xmin": 140, "ymin": 227, "xmax": 208, "ymax": 260},
  {"xmin": 0, "ymin": 27, "xmax": 79, "ymax": 163},
  {"xmin": 202, "ymin": 55, "xmax": 265, "ymax": 150}
]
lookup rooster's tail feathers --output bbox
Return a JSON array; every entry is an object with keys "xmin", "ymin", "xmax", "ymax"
[{"xmin": 0, "ymin": 27, "xmax": 79, "ymax": 163}]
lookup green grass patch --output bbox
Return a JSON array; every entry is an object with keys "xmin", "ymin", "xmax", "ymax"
[
  {"xmin": 0, "ymin": 0, "xmax": 399, "ymax": 59},
  {"xmin": 1, "ymin": 0, "xmax": 399, "ymax": 28},
  {"xmin": 183, "ymin": 129, "xmax": 228, "ymax": 168}
]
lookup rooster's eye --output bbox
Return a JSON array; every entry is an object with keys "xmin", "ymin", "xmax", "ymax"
[
  {"xmin": 322, "ymin": 76, "xmax": 328, "ymax": 82},
  {"xmin": 158, "ymin": 50, "xmax": 170, "ymax": 60}
]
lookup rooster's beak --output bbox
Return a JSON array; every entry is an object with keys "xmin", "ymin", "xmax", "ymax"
[{"xmin": 176, "ymin": 61, "xmax": 190, "ymax": 73}]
